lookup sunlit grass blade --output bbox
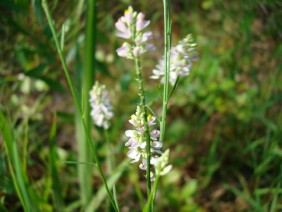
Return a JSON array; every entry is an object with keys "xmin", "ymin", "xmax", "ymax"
[
  {"xmin": 77, "ymin": 0, "xmax": 96, "ymax": 206},
  {"xmin": 41, "ymin": 1, "xmax": 118, "ymax": 211},
  {"xmin": 0, "ymin": 110, "xmax": 38, "ymax": 211},
  {"xmin": 85, "ymin": 158, "xmax": 130, "ymax": 212}
]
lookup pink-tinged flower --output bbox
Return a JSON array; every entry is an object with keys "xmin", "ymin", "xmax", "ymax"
[
  {"xmin": 116, "ymin": 42, "xmax": 131, "ymax": 58},
  {"xmin": 152, "ymin": 141, "xmax": 162, "ymax": 149},
  {"xmin": 136, "ymin": 13, "xmax": 150, "ymax": 31},
  {"xmin": 115, "ymin": 19, "xmax": 127, "ymax": 32},
  {"xmin": 124, "ymin": 6, "xmax": 134, "ymax": 25},
  {"xmin": 147, "ymin": 114, "xmax": 156, "ymax": 126},
  {"xmin": 141, "ymin": 31, "xmax": 153, "ymax": 43},
  {"xmin": 127, "ymin": 149, "xmax": 141, "ymax": 163},
  {"xmin": 132, "ymin": 46, "xmax": 144, "ymax": 57},
  {"xmin": 124, "ymin": 106, "xmax": 164, "ymax": 174},
  {"xmin": 89, "ymin": 81, "xmax": 113, "ymax": 129},
  {"xmin": 150, "ymin": 129, "xmax": 160, "ymax": 140},
  {"xmin": 139, "ymin": 159, "xmax": 147, "ymax": 170},
  {"xmin": 115, "ymin": 6, "xmax": 155, "ymax": 59},
  {"xmin": 115, "ymin": 19, "xmax": 131, "ymax": 38},
  {"xmin": 151, "ymin": 34, "xmax": 198, "ymax": 85},
  {"xmin": 116, "ymin": 30, "xmax": 131, "ymax": 39}
]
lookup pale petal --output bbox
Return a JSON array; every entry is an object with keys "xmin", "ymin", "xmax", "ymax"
[
  {"xmin": 129, "ymin": 141, "xmax": 140, "ymax": 149},
  {"xmin": 115, "ymin": 19, "xmax": 127, "ymax": 32},
  {"xmin": 116, "ymin": 44, "xmax": 130, "ymax": 57},
  {"xmin": 125, "ymin": 138, "xmax": 133, "ymax": 146},
  {"xmin": 116, "ymin": 31, "xmax": 131, "ymax": 39},
  {"xmin": 152, "ymin": 141, "xmax": 163, "ymax": 149},
  {"xmin": 141, "ymin": 31, "xmax": 153, "ymax": 43},
  {"xmin": 125, "ymin": 130, "xmax": 135, "ymax": 137},
  {"xmin": 140, "ymin": 142, "xmax": 146, "ymax": 149},
  {"xmin": 127, "ymin": 149, "xmax": 139, "ymax": 159},
  {"xmin": 160, "ymin": 165, "xmax": 173, "ymax": 176},
  {"xmin": 129, "ymin": 153, "xmax": 141, "ymax": 163},
  {"xmin": 151, "ymin": 149, "xmax": 162, "ymax": 155}
]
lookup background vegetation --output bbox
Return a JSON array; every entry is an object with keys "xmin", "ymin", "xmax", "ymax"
[{"xmin": 0, "ymin": 0, "xmax": 281, "ymax": 211}]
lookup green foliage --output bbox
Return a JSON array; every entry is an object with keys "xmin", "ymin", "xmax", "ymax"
[{"xmin": 0, "ymin": 0, "xmax": 281, "ymax": 211}]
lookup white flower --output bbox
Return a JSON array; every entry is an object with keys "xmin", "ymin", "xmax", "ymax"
[
  {"xmin": 89, "ymin": 81, "xmax": 113, "ymax": 129},
  {"xmin": 124, "ymin": 106, "xmax": 173, "ymax": 181},
  {"xmin": 152, "ymin": 149, "xmax": 172, "ymax": 176},
  {"xmin": 124, "ymin": 106, "xmax": 162, "ymax": 166},
  {"xmin": 116, "ymin": 42, "xmax": 132, "ymax": 58},
  {"xmin": 115, "ymin": 6, "xmax": 154, "ymax": 59},
  {"xmin": 151, "ymin": 34, "xmax": 198, "ymax": 85}
]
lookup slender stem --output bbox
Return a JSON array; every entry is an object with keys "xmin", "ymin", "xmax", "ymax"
[
  {"xmin": 104, "ymin": 130, "xmax": 113, "ymax": 176},
  {"xmin": 41, "ymin": 1, "xmax": 118, "ymax": 211},
  {"xmin": 134, "ymin": 58, "xmax": 151, "ymax": 196},
  {"xmin": 104, "ymin": 129, "xmax": 119, "ymax": 210},
  {"xmin": 160, "ymin": 0, "xmax": 171, "ymax": 143},
  {"xmin": 149, "ymin": 0, "xmax": 171, "ymax": 210},
  {"xmin": 144, "ymin": 175, "xmax": 160, "ymax": 212}
]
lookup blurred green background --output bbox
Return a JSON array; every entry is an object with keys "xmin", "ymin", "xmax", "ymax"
[{"xmin": 0, "ymin": 0, "xmax": 281, "ymax": 211}]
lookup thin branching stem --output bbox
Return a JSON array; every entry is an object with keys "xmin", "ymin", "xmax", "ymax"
[{"xmin": 41, "ymin": 1, "xmax": 118, "ymax": 211}]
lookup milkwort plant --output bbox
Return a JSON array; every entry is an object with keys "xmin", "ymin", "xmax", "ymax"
[
  {"xmin": 115, "ymin": 4, "xmax": 198, "ymax": 210},
  {"xmin": 42, "ymin": 0, "xmax": 197, "ymax": 210}
]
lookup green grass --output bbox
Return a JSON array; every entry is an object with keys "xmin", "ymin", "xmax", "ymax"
[
  {"xmin": 0, "ymin": 0, "xmax": 281, "ymax": 211},
  {"xmin": 0, "ymin": 110, "xmax": 38, "ymax": 211}
]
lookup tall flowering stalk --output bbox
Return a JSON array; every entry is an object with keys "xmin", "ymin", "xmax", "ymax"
[
  {"xmin": 116, "ymin": 4, "xmax": 197, "ymax": 211},
  {"xmin": 115, "ymin": 6, "xmax": 155, "ymax": 195}
]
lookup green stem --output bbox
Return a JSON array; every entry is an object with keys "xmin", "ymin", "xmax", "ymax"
[
  {"xmin": 134, "ymin": 58, "xmax": 151, "ymax": 196},
  {"xmin": 0, "ymin": 111, "xmax": 36, "ymax": 211},
  {"xmin": 160, "ymin": 0, "xmax": 171, "ymax": 143},
  {"xmin": 42, "ymin": 1, "xmax": 118, "ymax": 211},
  {"xmin": 104, "ymin": 129, "xmax": 119, "ymax": 210},
  {"xmin": 144, "ymin": 175, "xmax": 160, "ymax": 212}
]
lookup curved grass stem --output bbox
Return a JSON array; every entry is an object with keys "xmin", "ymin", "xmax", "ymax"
[{"xmin": 42, "ymin": 1, "xmax": 118, "ymax": 211}]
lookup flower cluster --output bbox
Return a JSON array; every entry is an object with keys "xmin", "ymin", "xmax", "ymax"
[
  {"xmin": 151, "ymin": 34, "xmax": 198, "ymax": 85},
  {"xmin": 125, "ymin": 106, "xmax": 171, "ymax": 180},
  {"xmin": 115, "ymin": 6, "xmax": 154, "ymax": 59},
  {"xmin": 89, "ymin": 81, "xmax": 113, "ymax": 129},
  {"xmin": 150, "ymin": 149, "xmax": 172, "ymax": 180}
]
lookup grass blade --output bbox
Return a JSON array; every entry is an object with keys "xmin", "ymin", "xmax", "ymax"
[
  {"xmin": 41, "ymin": 1, "xmax": 118, "ymax": 211},
  {"xmin": 85, "ymin": 159, "xmax": 130, "ymax": 212},
  {"xmin": 0, "ymin": 110, "xmax": 38, "ymax": 211},
  {"xmin": 77, "ymin": 0, "xmax": 97, "ymax": 206}
]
